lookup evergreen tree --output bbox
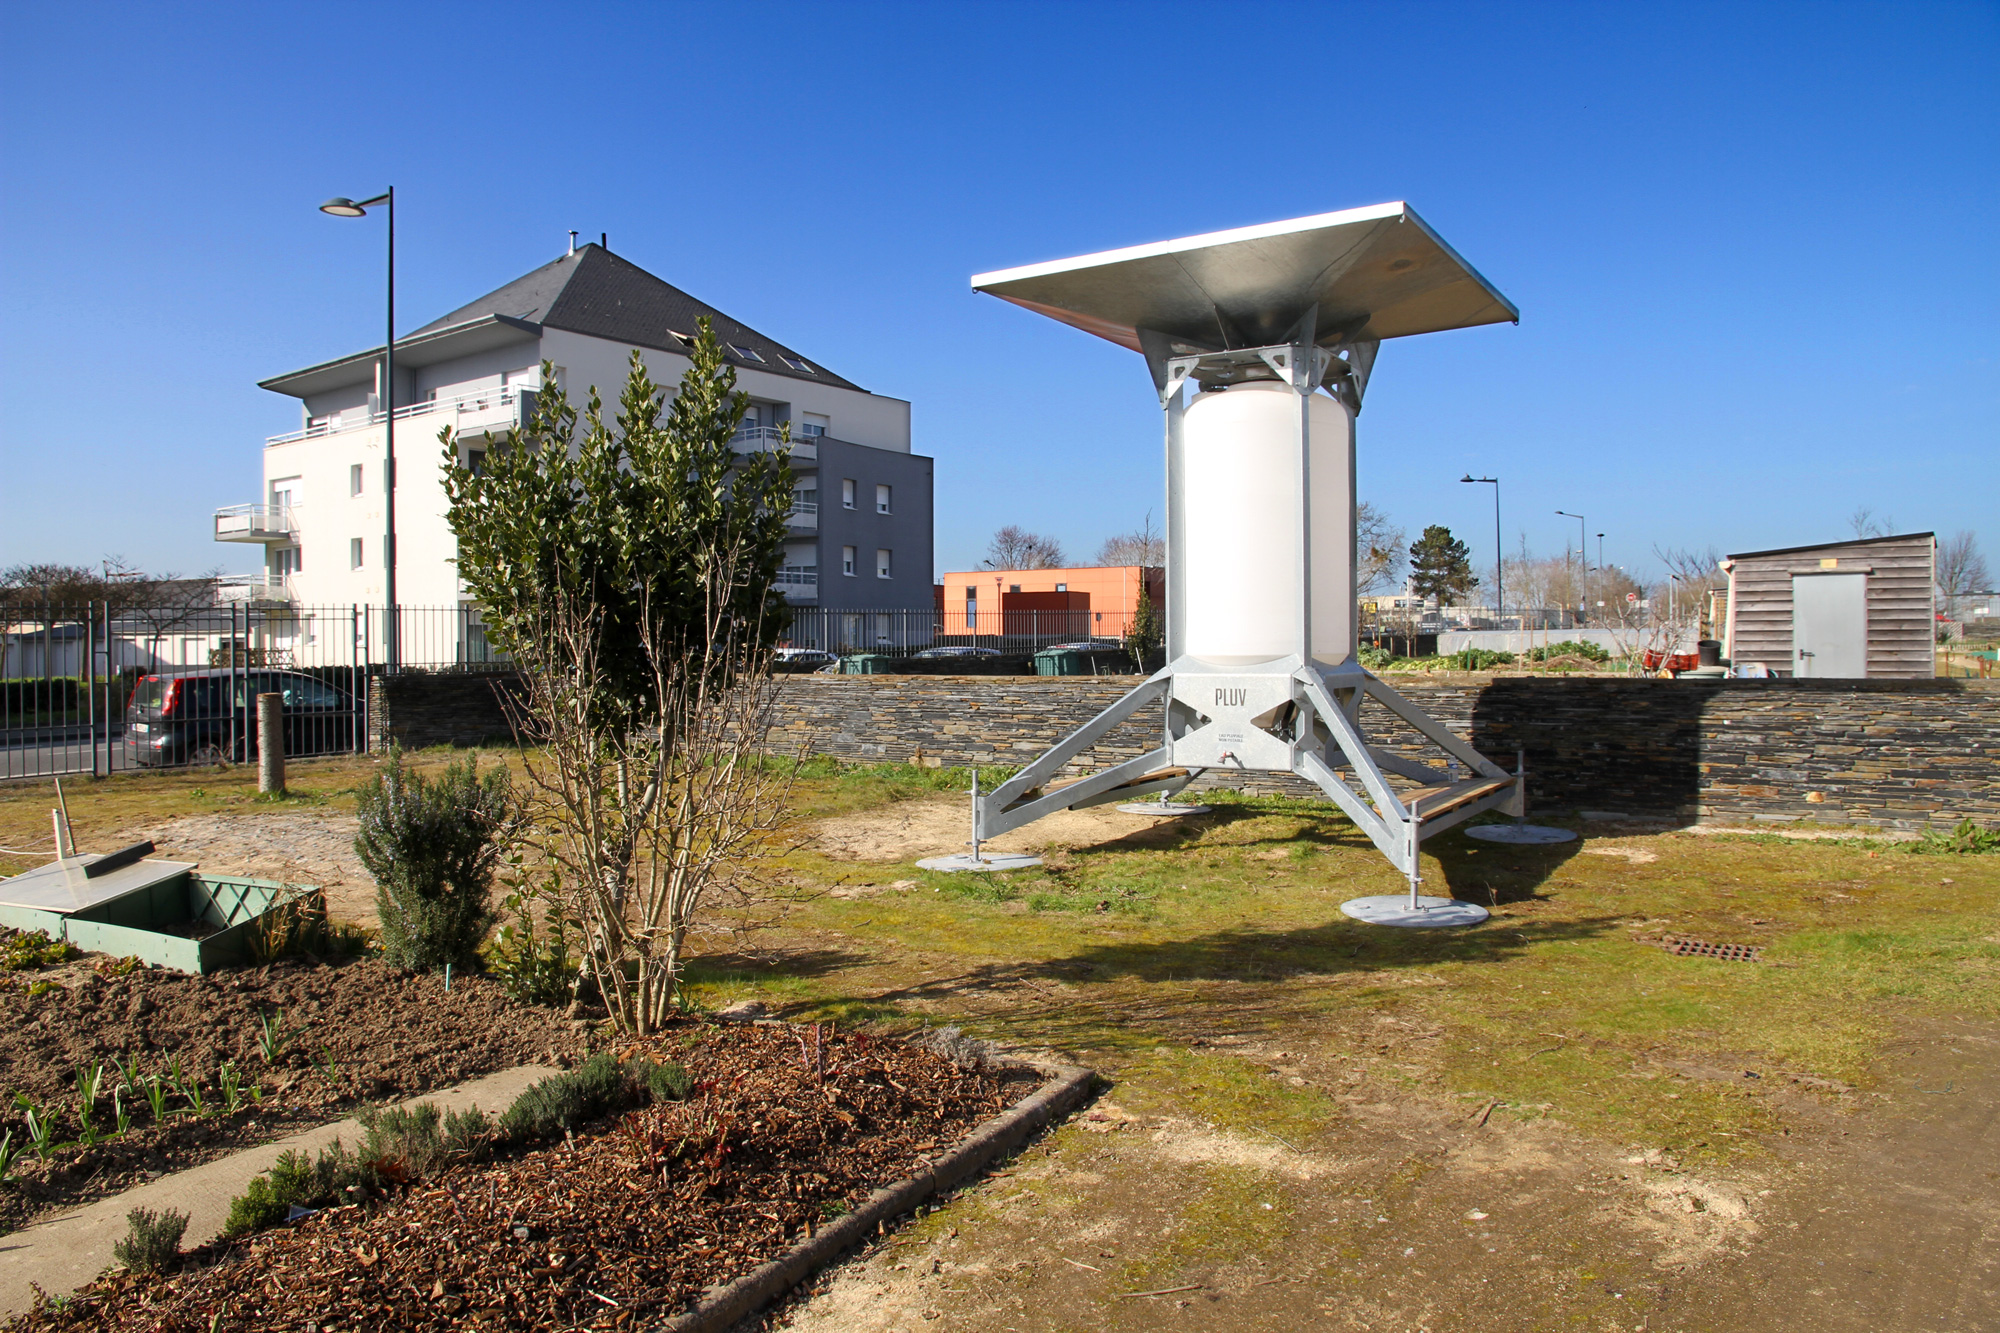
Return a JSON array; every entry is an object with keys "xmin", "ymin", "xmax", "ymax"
[{"xmin": 1408, "ymin": 525, "xmax": 1476, "ymax": 602}]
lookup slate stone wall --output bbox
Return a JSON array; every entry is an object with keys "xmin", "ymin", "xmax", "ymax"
[
  {"xmin": 371, "ymin": 670, "xmax": 1999, "ymax": 829},
  {"xmin": 368, "ymin": 672, "xmax": 523, "ymax": 752}
]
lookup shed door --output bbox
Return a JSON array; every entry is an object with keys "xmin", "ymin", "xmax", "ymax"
[{"xmin": 1792, "ymin": 572, "xmax": 1867, "ymax": 677}]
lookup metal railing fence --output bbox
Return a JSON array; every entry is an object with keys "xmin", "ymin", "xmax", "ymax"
[{"xmin": 777, "ymin": 607, "xmax": 1126, "ymax": 658}]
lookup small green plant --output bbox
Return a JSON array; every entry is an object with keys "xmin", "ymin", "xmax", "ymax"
[
  {"xmin": 113, "ymin": 1088, "xmax": 130, "ymax": 1136},
  {"xmin": 354, "ymin": 747, "xmax": 514, "ymax": 973},
  {"xmin": 182, "ymin": 1076, "xmax": 207, "ymax": 1117},
  {"xmin": 316, "ymin": 1045, "xmax": 340, "ymax": 1084},
  {"xmin": 114, "ymin": 1052, "xmax": 145, "ymax": 1094},
  {"xmin": 1906, "ymin": 818, "xmax": 2000, "ymax": 855},
  {"xmin": 358, "ymin": 1103, "xmax": 448, "ymax": 1178},
  {"xmin": 1, "ymin": 932, "xmax": 75, "ymax": 971},
  {"xmin": 226, "ymin": 1141, "xmax": 378, "ymax": 1235},
  {"xmin": 112, "ymin": 1206, "xmax": 188, "ymax": 1272},
  {"xmin": 218, "ymin": 1063, "xmax": 245, "ymax": 1113},
  {"xmin": 1524, "ymin": 639, "xmax": 1611, "ymax": 663},
  {"xmin": 256, "ymin": 1010, "xmax": 288, "ymax": 1064},
  {"xmin": 484, "ymin": 886, "xmax": 579, "ymax": 1007},
  {"xmin": 17, "ymin": 1098, "xmax": 58, "ymax": 1161},
  {"xmin": 141, "ymin": 1075, "xmax": 168, "ymax": 1121},
  {"xmin": 1445, "ymin": 647, "xmax": 1516, "ymax": 671},
  {"xmin": 496, "ymin": 1053, "xmax": 683, "ymax": 1142},
  {"xmin": 75, "ymin": 1062, "xmax": 106, "ymax": 1123},
  {"xmin": 0, "ymin": 1129, "xmax": 19, "ymax": 1182}
]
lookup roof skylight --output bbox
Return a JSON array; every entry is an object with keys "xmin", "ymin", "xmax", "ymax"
[
  {"xmin": 779, "ymin": 355, "xmax": 815, "ymax": 374},
  {"xmin": 727, "ymin": 344, "xmax": 766, "ymax": 363}
]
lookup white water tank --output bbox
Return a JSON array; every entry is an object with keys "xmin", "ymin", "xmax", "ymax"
[{"xmin": 1181, "ymin": 380, "xmax": 1355, "ymax": 666}]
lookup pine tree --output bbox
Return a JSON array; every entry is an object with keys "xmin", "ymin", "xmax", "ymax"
[{"xmin": 1408, "ymin": 525, "xmax": 1476, "ymax": 602}]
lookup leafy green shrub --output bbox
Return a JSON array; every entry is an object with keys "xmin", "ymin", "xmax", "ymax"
[
  {"xmin": 1445, "ymin": 647, "xmax": 1516, "ymax": 671},
  {"xmin": 1358, "ymin": 645, "xmax": 1396, "ymax": 669},
  {"xmin": 485, "ymin": 887, "xmax": 579, "ymax": 1006},
  {"xmin": 2, "ymin": 930, "xmax": 77, "ymax": 971},
  {"xmin": 1905, "ymin": 818, "xmax": 2000, "ymax": 855},
  {"xmin": 355, "ymin": 748, "xmax": 515, "ymax": 972},
  {"xmin": 442, "ymin": 1106, "xmax": 491, "ymax": 1155},
  {"xmin": 112, "ymin": 1206, "xmax": 188, "ymax": 1271},
  {"xmin": 1524, "ymin": 639, "xmax": 1610, "ymax": 663}
]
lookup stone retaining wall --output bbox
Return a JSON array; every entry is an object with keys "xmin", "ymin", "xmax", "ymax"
[{"xmin": 371, "ymin": 670, "xmax": 1999, "ymax": 829}]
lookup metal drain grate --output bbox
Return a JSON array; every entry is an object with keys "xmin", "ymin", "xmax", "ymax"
[{"xmin": 1656, "ymin": 936, "xmax": 1763, "ymax": 963}]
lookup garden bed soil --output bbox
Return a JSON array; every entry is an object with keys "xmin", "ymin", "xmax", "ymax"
[
  {"xmin": 11, "ymin": 1022, "xmax": 1041, "ymax": 1332},
  {"xmin": 0, "ymin": 945, "xmax": 590, "ymax": 1235}
]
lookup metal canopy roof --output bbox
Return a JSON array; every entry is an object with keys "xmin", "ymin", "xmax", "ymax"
[{"xmin": 970, "ymin": 202, "xmax": 1517, "ymax": 354}]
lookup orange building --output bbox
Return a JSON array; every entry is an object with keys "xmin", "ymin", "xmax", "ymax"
[{"xmin": 938, "ymin": 565, "xmax": 1163, "ymax": 640}]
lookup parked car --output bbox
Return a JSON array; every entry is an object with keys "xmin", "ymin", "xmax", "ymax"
[
  {"xmin": 774, "ymin": 648, "xmax": 838, "ymax": 668},
  {"xmin": 911, "ymin": 646, "xmax": 1002, "ymax": 659},
  {"xmin": 124, "ymin": 670, "xmax": 356, "ymax": 767}
]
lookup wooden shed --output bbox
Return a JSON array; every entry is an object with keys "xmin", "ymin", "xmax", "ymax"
[{"xmin": 1720, "ymin": 533, "xmax": 1935, "ymax": 678}]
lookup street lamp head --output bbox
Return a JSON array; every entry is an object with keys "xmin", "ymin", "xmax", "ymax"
[
  {"xmin": 319, "ymin": 197, "xmax": 369, "ymax": 217},
  {"xmin": 1461, "ymin": 474, "xmax": 1474, "ymax": 483}
]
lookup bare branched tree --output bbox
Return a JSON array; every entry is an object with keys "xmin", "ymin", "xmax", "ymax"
[
  {"xmin": 1936, "ymin": 531, "xmax": 1992, "ymax": 615},
  {"xmin": 1096, "ymin": 513, "xmax": 1164, "ymax": 567},
  {"xmin": 444, "ymin": 324, "xmax": 796, "ymax": 1033},
  {"xmin": 986, "ymin": 525, "xmax": 1066, "ymax": 570},
  {"xmin": 1356, "ymin": 501, "xmax": 1406, "ymax": 595},
  {"xmin": 1848, "ymin": 508, "xmax": 1896, "ymax": 540}
]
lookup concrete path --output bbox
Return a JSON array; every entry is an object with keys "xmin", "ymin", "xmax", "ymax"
[{"xmin": 0, "ymin": 1063, "xmax": 557, "ymax": 1315}]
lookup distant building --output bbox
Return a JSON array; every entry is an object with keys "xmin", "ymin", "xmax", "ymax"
[
  {"xmin": 217, "ymin": 242, "xmax": 933, "ymax": 660},
  {"xmin": 938, "ymin": 565, "xmax": 1162, "ymax": 640},
  {"xmin": 1720, "ymin": 532, "xmax": 1935, "ymax": 678}
]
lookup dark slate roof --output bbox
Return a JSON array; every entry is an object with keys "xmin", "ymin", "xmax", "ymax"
[{"xmin": 409, "ymin": 244, "xmax": 861, "ymax": 391}]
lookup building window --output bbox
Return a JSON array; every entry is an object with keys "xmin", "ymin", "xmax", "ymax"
[
  {"xmin": 1010, "ymin": 584, "xmax": 1021, "ymax": 593},
  {"xmin": 350, "ymin": 538, "xmax": 364, "ymax": 570},
  {"xmin": 876, "ymin": 483, "xmax": 892, "ymax": 514},
  {"xmin": 842, "ymin": 479, "xmax": 856, "ymax": 510},
  {"xmin": 468, "ymin": 450, "xmax": 486, "ymax": 477},
  {"xmin": 842, "ymin": 545, "xmax": 857, "ymax": 577},
  {"xmin": 876, "ymin": 549, "xmax": 892, "ymax": 579},
  {"xmin": 803, "ymin": 413, "xmax": 829, "ymax": 438},
  {"xmin": 350, "ymin": 463, "xmax": 364, "ymax": 497},
  {"xmin": 1055, "ymin": 583, "xmax": 1067, "ymax": 592},
  {"xmin": 965, "ymin": 587, "xmax": 977, "ymax": 629}
]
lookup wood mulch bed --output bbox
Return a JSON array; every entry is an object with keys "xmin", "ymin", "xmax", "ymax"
[
  {"xmin": 0, "ymin": 940, "xmax": 591, "ymax": 1235},
  {"xmin": 12, "ymin": 1022, "xmax": 1036, "ymax": 1332}
]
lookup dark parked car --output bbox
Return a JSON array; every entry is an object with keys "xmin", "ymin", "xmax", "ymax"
[
  {"xmin": 774, "ymin": 648, "xmax": 839, "ymax": 669},
  {"xmin": 124, "ymin": 670, "xmax": 356, "ymax": 767},
  {"xmin": 911, "ymin": 645, "xmax": 1002, "ymax": 659}
]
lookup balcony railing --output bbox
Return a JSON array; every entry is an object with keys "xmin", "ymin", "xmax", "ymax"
[
  {"xmin": 215, "ymin": 574, "xmax": 296, "ymax": 604},
  {"xmin": 787, "ymin": 499, "xmax": 818, "ymax": 530},
  {"xmin": 214, "ymin": 504, "xmax": 297, "ymax": 543},
  {"xmin": 776, "ymin": 567, "xmax": 818, "ymax": 601},
  {"xmin": 266, "ymin": 384, "xmax": 534, "ymax": 447},
  {"xmin": 730, "ymin": 425, "xmax": 816, "ymax": 464}
]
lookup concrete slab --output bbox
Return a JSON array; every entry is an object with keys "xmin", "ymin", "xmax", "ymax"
[{"xmin": 0, "ymin": 1062, "xmax": 558, "ymax": 1315}]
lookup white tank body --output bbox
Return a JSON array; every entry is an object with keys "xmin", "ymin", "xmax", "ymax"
[{"xmin": 1180, "ymin": 380, "xmax": 1355, "ymax": 667}]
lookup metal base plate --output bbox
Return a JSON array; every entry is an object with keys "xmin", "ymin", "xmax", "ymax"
[
  {"xmin": 1465, "ymin": 824, "xmax": 1578, "ymax": 845},
  {"xmin": 1340, "ymin": 895, "xmax": 1491, "ymax": 928},
  {"xmin": 1115, "ymin": 802, "xmax": 1213, "ymax": 816},
  {"xmin": 915, "ymin": 853, "xmax": 1044, "ymax": 874}
]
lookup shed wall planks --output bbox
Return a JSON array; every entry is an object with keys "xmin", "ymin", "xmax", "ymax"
[{"xmin": 1725, "ymin": 533, "xmax": 1935, "ymax": 678}]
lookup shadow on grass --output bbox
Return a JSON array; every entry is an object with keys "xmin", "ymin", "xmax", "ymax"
[
  {"xmin": 1428, "ymin": 821, "xmax": 1583, "ymax": 907},
  {"xmin": 680, "ymin": 948, "xmax": 872, "ymax": 984}
]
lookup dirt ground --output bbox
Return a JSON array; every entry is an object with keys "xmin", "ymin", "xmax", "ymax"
[{"xmin": 118, "ymin": 812, "xmax": 376, "ymax": 923}]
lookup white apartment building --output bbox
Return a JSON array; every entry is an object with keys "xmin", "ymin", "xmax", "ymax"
[{"xmin": 217, "ymin": 241, "xmax": 933, "ymax": 662}]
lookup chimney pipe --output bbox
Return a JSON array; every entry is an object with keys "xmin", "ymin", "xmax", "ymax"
[
  {"xmin": 601, "ymin": 232, "xmax": 608, "ymax": 251},
  {"xmin": 567, "ymin": 230, "xmax": 577, "ymax": 256}
]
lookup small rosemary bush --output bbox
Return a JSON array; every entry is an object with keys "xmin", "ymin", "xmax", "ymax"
[
  {"xmin": 355, "ymin": 748, "xmax": 514, "ymax": 972},
  {"xmin": 113, "ymin": 1206, "xmax": 188, "ymax": 1271}
]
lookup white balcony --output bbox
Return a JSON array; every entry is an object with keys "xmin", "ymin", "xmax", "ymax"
[
  {"xmin": 731, "ymin": 425, "xmax": 817, "ymax": 465},
  {"xmin": 787, "ymin": 499, "xmax": 818, "ymax": 531},
  {"xmin": 215, "ymin": 504, "xmax": 297, "ymax": 543},
  {"xmin": 266, "ymin": 384, "xmax": 533, "ymax": 448},
  {"xmin": 776, "ymin": 567, "xmax": 818, "ymax": 602},
  {"xmin": 215, "ymin": 574, "xmax": 296, "ymax": 605}
]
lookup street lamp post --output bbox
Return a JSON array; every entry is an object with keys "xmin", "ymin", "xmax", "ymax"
[
  {"xmin": 1556, "ymin": 510, "xmax": 1587, "ymax": 628},
  {"xmin": 1597, "ymin": 532, "xmax": 1605, "ymax": 571},
  {"xmin": 319, "ymin": 189, "xmax": 397, "ymax": 671},
  {"xmin": 1460, "ymin": 474, "xmax": 1502, "ymax": 628}
]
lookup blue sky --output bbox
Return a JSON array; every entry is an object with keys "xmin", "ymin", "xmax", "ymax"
[{"xmin": 2, "ymin": 1, "xmax": 1993, "ymax": 587}]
